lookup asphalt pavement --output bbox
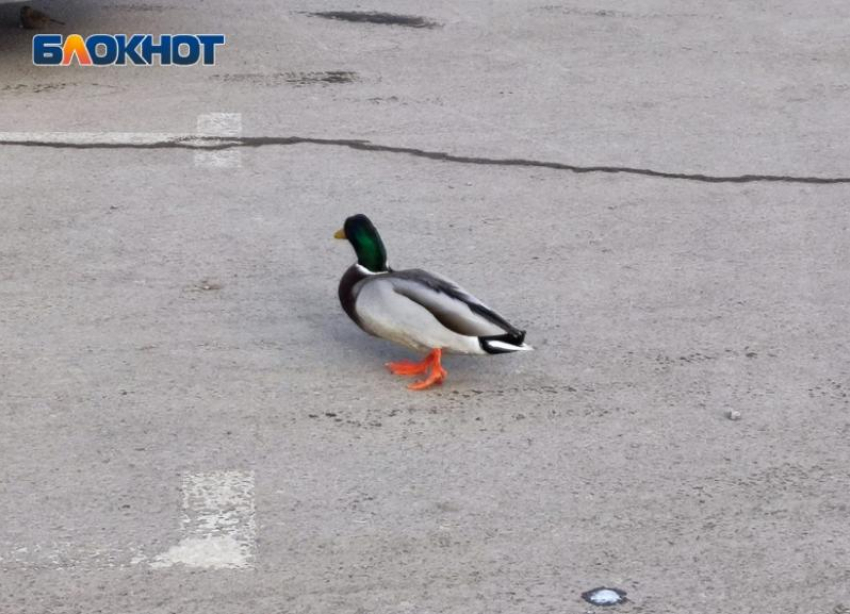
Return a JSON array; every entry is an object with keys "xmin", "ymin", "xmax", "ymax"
[{"xmin": 1, "ymin": 1, "xmax": 849, "ymax": 613}]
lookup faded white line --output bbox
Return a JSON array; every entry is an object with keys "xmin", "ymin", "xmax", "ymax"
[
  {"xmin": 0, "ymin": 542, "xmax": 151, "ymax": 569},
  {"xmin": 0, "ymin": 132, "xmax": 198, "ymax": 145},
  {"xmin": 151, "ymin": 470, "xmax": 256, "ymax": 570},
  {"xmin": 194, "ymin": 112, "xmax": 242, "ymax": 168}
]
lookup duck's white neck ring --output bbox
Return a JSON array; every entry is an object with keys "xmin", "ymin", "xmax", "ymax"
[{"xmin": 355, "ymin": 263, "xmax": 390, "ymax": 275}]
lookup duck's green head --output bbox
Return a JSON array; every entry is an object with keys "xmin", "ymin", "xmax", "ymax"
[{"xmin": 334, "ymin": 214, "xmax": 389, "ymax": 272}]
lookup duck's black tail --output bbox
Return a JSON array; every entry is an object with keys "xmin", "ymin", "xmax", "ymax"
[{"xmin": 479, "ymin": 330, "xmax": 532, "ymax": 354}]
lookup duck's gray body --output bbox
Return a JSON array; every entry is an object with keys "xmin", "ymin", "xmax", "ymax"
[{"xmin": 339, "ymin": 264, "xmax": 531, "ymax": 355}]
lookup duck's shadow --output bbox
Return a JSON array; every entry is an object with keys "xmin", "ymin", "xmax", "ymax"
[{"xmin": 321, "ymin": 316, "xmax": 424, "ymax": 362}]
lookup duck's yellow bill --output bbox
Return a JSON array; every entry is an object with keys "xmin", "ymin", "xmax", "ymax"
[{"xmin": 334, "ymin": 228, "xmax": 346, "ymax": 239}]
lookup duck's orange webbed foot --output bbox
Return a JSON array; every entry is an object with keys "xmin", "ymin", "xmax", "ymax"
[
  {"xmin": 407, "ymin": 362, "xmax": 447, "ymax": 390},
  {"xmin": 386, "ymin": 348, "xmax": 447, "ymax": 391},
  {"xmin": 385, "ymin": 356, "xmax": 432, "ymax": 376}
]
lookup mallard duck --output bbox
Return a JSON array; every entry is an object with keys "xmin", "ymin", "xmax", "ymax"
[{"xmin": 335, "ymin": 214, "xmax": 531, "ymax": 390}]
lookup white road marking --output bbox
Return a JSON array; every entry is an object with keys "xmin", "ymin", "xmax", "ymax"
[
  {"xmin": 194, "ymin": 112, "xmax": 242, "ymax": 168},
  {"xmin": 0, "ymin": 112, "xmax": 243, "ymax": 168},
  {"xmin": 0, "ymin": 541, "xmax": 150, "ymax": 569},
  {"xmin": 151, "ymin": 470, "xmax": 256, "ymax": 570},
  {"xmin": 0, "ymin": 132, "xmax": 199, "ymax": 145}
]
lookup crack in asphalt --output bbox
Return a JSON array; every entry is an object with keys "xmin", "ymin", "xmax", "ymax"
[{"xmin": 2, "ymin": 134, "xmax": 849, "ymax": 185}]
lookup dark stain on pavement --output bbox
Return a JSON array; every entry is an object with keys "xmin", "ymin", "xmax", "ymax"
[
  {"xmin": 307, "ymin": 11, "xmax": 440, "ymax": 29},
  {"xmin": 212, "ymin": 71, "xmax": 358, "ymax": 86}
]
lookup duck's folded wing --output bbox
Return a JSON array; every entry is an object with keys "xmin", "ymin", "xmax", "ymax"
[{"xmin": 387, "ymin": 269, "xmax": 520, "ymax": 338}]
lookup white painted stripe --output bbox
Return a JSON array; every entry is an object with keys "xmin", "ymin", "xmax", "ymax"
[
  {"xmin": 151, "ymin": 470, "xmax": 256, "ymax": 569},
  {"xmin": 194, "ymin": 113, "xmax": 242, "ymax": 168},
  {"xmin": 0, "ymin": 131, "xmax": 199, "ymax": 145},
  {"xmin": 0, "ymin": 542, "xmax": 150, "ymax": 569}
]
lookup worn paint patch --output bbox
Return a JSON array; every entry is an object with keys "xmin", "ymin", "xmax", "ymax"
[
  {"xmin": 150, "ymin": 535, "xmax": 246, "ymax": 569},
  {"xmin": 151, "ymin": 470, "xmax": 256, "ymax": 569},
  {"xmin": 194, "ymin": 113, "xmax": 242, "ymax": 168}
]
